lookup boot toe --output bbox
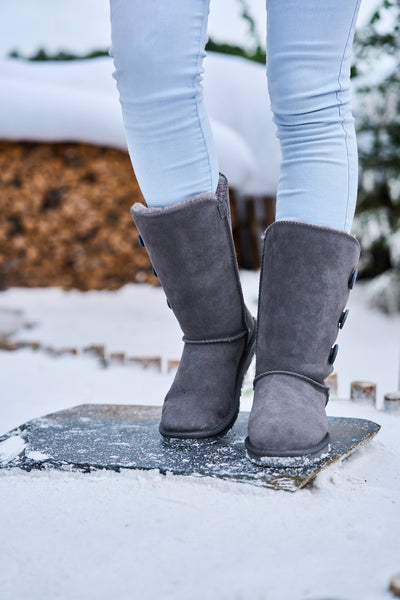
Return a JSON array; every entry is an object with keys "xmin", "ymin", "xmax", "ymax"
[
  {"xmin": 248, "ymin": 373, "xmax": 329, "ymax": 454},
  {"xmin": 160, "ymin": 394, "xmax": 226, "ymax": 436},
  {"xmin": 159, "ymin": 338, "xmax": 251, "ymax": 438}
]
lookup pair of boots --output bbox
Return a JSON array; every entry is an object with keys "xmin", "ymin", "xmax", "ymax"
[{"xmin": 132, "ymin": 172, "xmax": 360, "ymax": 465}]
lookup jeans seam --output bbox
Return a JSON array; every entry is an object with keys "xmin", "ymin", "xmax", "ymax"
[
  {"xmin": 336, "ymin": 0, "xmax": 361, "ymax": 231},
  {"xmin": 192, "ymin": 0, "xmax": 213, "ymax": 193}
]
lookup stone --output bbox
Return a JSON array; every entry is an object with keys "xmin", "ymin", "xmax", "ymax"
[{"xmin": 0, "ymin": 404, "xmax": 380, "ymax": 492}]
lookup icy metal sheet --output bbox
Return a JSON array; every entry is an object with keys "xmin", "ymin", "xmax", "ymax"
[{"xmin": 0, "ymin": 404, "xmax": 380, "ymax": 492}]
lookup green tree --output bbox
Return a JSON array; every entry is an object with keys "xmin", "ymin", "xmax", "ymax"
[{"xmin": 352, "ymin": 0, "xmax": 400, "ymax": 312}]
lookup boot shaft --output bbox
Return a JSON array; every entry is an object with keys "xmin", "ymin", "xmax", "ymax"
[
  {"xmin": 131, "ymin": 173, "xmax": 250, "ymax": 341},
  {"xmin": 256, "ymin": 220, "xmax": 361, "ymax": 384}
]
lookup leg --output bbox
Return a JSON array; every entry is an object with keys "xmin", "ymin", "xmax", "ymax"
[
  {"xmin": 109, "ymin": 1, "xmax": 256, "ymax": 437},
  {"xmin": 246, "ymin": 0, "xmax": 362, "ymax": 464},
  {"xmin": 266, "ymin": 0, "xmax": 362, "ymax": 233},
  {"xmin": 109, "ymin": 0, "xmax": 219, "ymax": 207}
]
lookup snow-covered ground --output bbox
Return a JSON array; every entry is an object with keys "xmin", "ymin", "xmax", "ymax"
[
  {"xmin": 0, "ymin": 273, "xmax": 399, "ymax": 433},
  {"xmin": 1, "ymin": 276, "xmax": 400, "ymax": 600},
  {"xmin": 1, "ymin": 3, "xmax": 400, "ymax": 597}
]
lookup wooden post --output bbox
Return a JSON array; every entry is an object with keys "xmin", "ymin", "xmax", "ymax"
[
  {"xmin": 127, "ymin": 356, "xmax": 162, "ymax": 371},
  {"xmin": 229, "ymin": 188, "xmax": 276, "ymax": 270},
  {"xmin": 109, "ymin": 352, "xmax": 125, "ymax": 365},
  {"xmin": 389, "ymin": 573, "xmax": 400, "ymax": 597},
  {"xmin": 167, "ymin": 359, "xmax": 180, "ymax": 373},
  {"xmin": 384, "ymin": 392, "xmax": 400, "ymax": 413},
  {"xmin": 350, "ymin": 381, "xmax": 376, "ymax": 405}
]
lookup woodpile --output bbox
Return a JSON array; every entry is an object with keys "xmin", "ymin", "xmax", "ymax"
[
  {"xmin": 0, "ymin": 140, "xmax": 275, "ymax": 290},
  {"xmin": 0, "ymin": 140, "xmax": 156, "ymax": 290}
]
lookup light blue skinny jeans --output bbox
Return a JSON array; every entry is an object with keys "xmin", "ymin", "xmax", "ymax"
[{"xmin": 109, "ymin": 0, "xmax": 362, "ymax": 232}]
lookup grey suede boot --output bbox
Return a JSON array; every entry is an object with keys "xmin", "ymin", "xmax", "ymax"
[
  {"xmin": 245, "ymin": 220, "xmax": 361, "ymax": 465},
  {"xmin": 131, "ymin": 172, "xmax": 256, "ymax": 438}
]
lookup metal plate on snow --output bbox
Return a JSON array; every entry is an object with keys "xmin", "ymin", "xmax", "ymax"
[{"xmin": 0, "ymin": 404, "xmax": 380, "ymax": 492}]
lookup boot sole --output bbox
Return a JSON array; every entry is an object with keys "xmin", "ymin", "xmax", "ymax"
[
  {"xmin": 244, "ymin": 432, "xmax": 331, "ymax": 467},
  {"xmin": 159, "ymin": 317, "xmax": 257, "ymax": 440}
]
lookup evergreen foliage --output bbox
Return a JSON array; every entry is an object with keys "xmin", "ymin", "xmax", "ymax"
[
  {"xmin": 8, "ymin": 0, "xmax": 267, "ymax": 65},
  {"xmin": 352, "ymin": 0, "xmax": 400, "ymax": 312},
  {"xmin": 8, "ymin": 40, "xmax": 266, "ymax": 65},
  {"xmin": 8, "ymin": 48, "xmax": 110, "ymax": 61}
]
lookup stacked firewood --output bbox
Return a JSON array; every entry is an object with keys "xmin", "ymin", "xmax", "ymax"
[
  {"xmin": 0, "ymin": 141, "xmax": 274, "ymax": 290},
  {"xmin": 0, "ymin": 141, "xmax": 157, "ymax": 290}
]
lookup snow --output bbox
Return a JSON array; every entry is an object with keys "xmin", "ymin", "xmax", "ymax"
[
  {"xmin": 1, "ymin": 4, "xmax": 400, "ymax": 597},
  {"xmin": 0, "ymin": 57, "xmax": 128, "ymax": 150},
  {"xmin": 364, "ymin": 270, "xmax": 400, "ymax": 315},
  {"xmin": 0, "ymin": 276, "xmax": 400, "ymax": 599},
  {"xmin": 0, "ymin": 0, "xmax": 381, "ymax": 59},
  {"xmin": 0, "ymin": 309, "xmax": 26, "ymax": 340},
  {"xmin": 0, "ymin": 52, "xmax": 280, "ymax": 195},
  {"xmin": 0, "ymin": 419, "xmax": 399, "ymax": 600},
  {"xmin": 24, "ymin": 450, "xmax": 50, "ymax": 462},
  {"xmin": 390, "ymin": 229, "xmax": 400, "ymax": 268},
  {"xmin": 1, "ymin": 45, "xmax": 389, "ymax": 197},
  {"xmin": 0, "ymin": 0, "xmax": 266, "ymax": 59},
  {"xmin": 0, "ymin": 0, "xmax": 393, "ymax": 196},
  {"xmin": 1, "ymin": 273, "xmax": 398, "ymax": 429},
  {"xmin": 0, "ymin": 436, "xmax": 25, "ymax": 465},
  {"xmin": 246, "ymin": 448, "xmax": 331, "ymax": 468}
]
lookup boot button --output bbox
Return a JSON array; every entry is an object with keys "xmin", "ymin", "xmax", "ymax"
[
  {"xmin": 348, "ymin": 268, "xmax": 358, "ymax": 289},
  {"xmin": 152, "ymin": 266, "xmax": 157, "ymax": 278},
  {"xmin": 338, "ymin": 309, "xmax": 349, "ymax": 329},
  {"xmin": 138, "ymin": 234, "xmax": 145, "ymax": 248},
  {"xmin": 328, "ymin": 344, "xmax": 339, "ymax": 364},
  {"xmin": 166, "ymin": 298, "xmax": 172, "ymax": 309}
]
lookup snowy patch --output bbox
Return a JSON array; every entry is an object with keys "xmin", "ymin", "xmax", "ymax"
[
  {"xmin": 0, "ymin": 53, "xmax": 280, "ymax": 196},
  {"xmin": 0, "ymin": 308, "xmax": 28, "ymax": 340},
  {"xmin": 25, "ymin": 450, "xmax": 50, "ymax": 461},
  {"xmin": 0, "ymin": 280, "xmax": 399, "ymax": 600},
  {"xmin": 352, "ymin": 209, "xmax": 392, "ymax": 251},
  {"xmin": 365, "ymin": 270, "xmax": 400, "ymax": 314},
  {"xmin": 246, "ymin": 447, "xmax": 330, "ymax": 468},
  {"xmin": 0, "ymin": 435, "xmax": 25, "ymax": 464},
  {"xmin": 389, "ymin": 229, "xmax": 400, "ymax": 269}
]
